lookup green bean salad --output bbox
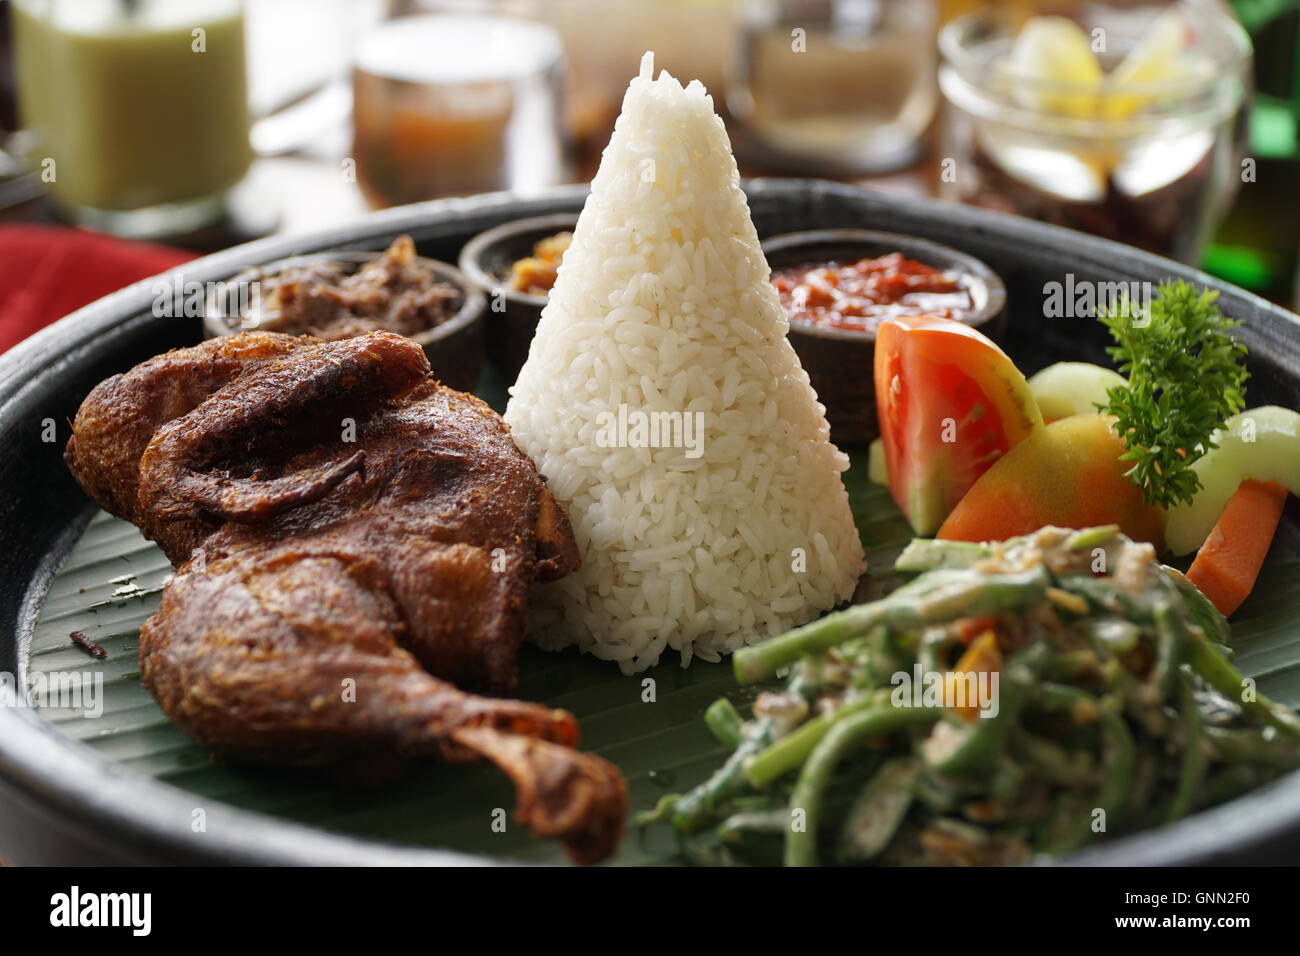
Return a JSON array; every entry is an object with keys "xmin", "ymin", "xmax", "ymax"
[{"xmin": 643, "ymin": 526, "xmax": 1300, "ymax": 866}]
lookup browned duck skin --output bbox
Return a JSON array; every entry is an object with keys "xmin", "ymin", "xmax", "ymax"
[
  {"xmin": 141, "ymin": 541, "xmax": 625, "ymax": 863},
  {"xmin": 449, "ymin": 726, "xmax": 628, "ymax": 866},
  {"xmin": 64, "ymin": 331, "xmax": 306, "ymax": 562},
  {"xmin": 138, "ymin": 332, "xmax": 427, "ymax": 523},
  {"xmin": 66, "ymin": 330, "xmax": 623, "ymax": 864}
]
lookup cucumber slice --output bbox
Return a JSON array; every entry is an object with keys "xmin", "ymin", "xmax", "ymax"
[
  {"xmin": 1165, "ymin": 406, "xmax": 1300, "ymax": 555},
  {"xmin": 1026, "ymin": 362, "xmax": 1126, "ymax": 421},
  {"xmin": 868, "ymin": 437, "xmax": 888, "ymax": 485}
]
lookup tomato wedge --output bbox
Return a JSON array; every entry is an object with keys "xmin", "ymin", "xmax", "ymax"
[{"xmin": 874, "ymin": 315, "xmax": 1042, "ymax": 535}]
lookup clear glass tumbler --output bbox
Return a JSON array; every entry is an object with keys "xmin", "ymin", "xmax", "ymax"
[
  {"xmin": 351, "ymin": 13, "xmax": 570, "ymax": 206},
  {"xmin": 729, "ymin": 0, "xmax": 938, "ymax": 174}
]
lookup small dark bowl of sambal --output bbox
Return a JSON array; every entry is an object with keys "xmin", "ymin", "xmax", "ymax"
[{"xmin": 763, "ymin": 229, "xmax": 1006, "ymax": 444}]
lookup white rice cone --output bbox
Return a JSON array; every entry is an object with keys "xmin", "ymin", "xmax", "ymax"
[{"xmin": 505, "ymin": 52, "xmax": 865, "ymax": 672}]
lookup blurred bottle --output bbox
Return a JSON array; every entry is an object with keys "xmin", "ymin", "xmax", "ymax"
[{"xmin": 1202, "ymin": 0, "xmax": 1300, "ymax": 303}]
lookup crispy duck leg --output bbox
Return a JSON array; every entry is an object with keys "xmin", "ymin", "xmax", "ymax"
[
  {"xmin": 127, "ymin": 334, "xmax": 578, "ymax": 692},
  {"xmin": 67, "ymin": 331, "xmax": 620, "ymax": 863},
  {"xmin": 142, "ymin": 542, "xmax": 625, "ymax": 862}
]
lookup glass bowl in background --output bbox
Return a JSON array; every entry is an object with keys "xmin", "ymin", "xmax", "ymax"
[{"xmin": 938, "ymin": 1, "xmax": 1251, "ymax": 264}]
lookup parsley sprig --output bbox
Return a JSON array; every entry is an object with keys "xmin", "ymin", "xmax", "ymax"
[{"xmin": 1098, "ymin": 280, "xmax": 1248, "ymax": 509}]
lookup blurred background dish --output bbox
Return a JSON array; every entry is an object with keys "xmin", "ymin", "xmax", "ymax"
[
  {"xmin": 938, "ymin": 1, "xmax": 1251, "ymax": 264},
  {"xmin": 0, "ymin": 0, "xmax": 1295, "ymax": 301},
  {"xmin": 352, "ymin": 12, "xmax": 568, "ymax": 204}
]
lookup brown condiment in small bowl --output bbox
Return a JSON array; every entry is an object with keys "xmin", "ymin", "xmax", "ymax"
[{"xmin": 204, "ymin": 236, "xmax": 486, "ymax": 392}]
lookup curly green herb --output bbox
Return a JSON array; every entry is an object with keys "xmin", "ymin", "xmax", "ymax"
[{"xmin": 1098, "ymin": 280, "xmax": 1249, "ymax": 508}]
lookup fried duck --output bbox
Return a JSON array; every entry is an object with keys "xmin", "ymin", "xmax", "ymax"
[{"xmin": 65, "ymin": 330, "xmax": 625, "ymax": 863}]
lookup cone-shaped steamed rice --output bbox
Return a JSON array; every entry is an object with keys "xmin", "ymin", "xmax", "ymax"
[{"xmin": 505, "ymin": 54, "xmax": 865, "ymax": 672}]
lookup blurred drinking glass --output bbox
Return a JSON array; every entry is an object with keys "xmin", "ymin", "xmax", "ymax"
[
  {"xmin": 729, "ymin": 0, "xmax": 938, "ymax": 174},
  {"xmin": 10, "ymin": 0, "xmax": 252, "ymax": 237},
  {"xmin": 351, "ymin": 13, "xmax": 569, "ymax": 206},
  {"xmin": 244, "ymin": 0, "xmax": 385, "ymax": 158}
]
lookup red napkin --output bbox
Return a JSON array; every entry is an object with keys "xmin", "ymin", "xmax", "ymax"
[{"xmin": 0, "ymin": 224, "xmax": 196, "ymax": 355}]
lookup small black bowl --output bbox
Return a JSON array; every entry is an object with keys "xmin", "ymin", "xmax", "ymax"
[
  {"xmin": 458, "ymin": 213, "xmax": 579, "ymax": 381},
  {"xmin": 203, "ymin": 250, "xmax": 487, "ymax": 393},
  {"xmin": 762, "ymin": 228, "xmax": 1007, "ymax": 445}
]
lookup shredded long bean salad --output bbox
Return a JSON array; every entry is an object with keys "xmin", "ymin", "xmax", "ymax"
[{"xmin": 643, "ymin": 526, "xmax": 1300, "ymax": 866}]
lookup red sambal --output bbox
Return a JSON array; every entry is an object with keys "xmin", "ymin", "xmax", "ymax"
[{"xmin": 772, "ymin": 252, "xmax": 973, "ymax": 333}]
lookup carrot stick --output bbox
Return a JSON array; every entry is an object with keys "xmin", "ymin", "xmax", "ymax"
[{"xmin": 1186, "ymin": 479, "xmax": 1289, "ymax": 618}]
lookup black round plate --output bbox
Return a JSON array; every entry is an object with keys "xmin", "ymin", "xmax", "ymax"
[{"xmin": 2, "ymin": 180, "xmax": 1299, "ymax": 865}]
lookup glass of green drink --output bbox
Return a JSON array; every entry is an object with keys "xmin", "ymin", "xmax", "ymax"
[{"xmin": 10, "ymin": 0, "xmax": 252, "ymax": 237}]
